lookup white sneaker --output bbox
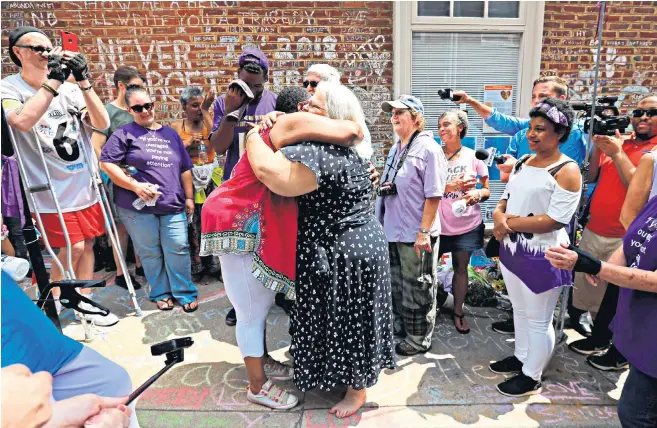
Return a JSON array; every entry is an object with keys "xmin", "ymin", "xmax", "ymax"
[
  {"xmin": 264, "ymin": 356, "xmax": 294, "ymax": 381},
  {"xmin": 246, "ymin": 380, "xmax": 298, "ymax": 410},
  {"xmin": 75, "ymin": 302, "xmax": 119, "ymax": 327}
]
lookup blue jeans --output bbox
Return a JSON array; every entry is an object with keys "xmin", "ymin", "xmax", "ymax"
[
  {"xmin": 618, "ymin": 365, "xmax": 657, "ymax": 428},
  {"xmin": 117, "ymin": 207, "xmax": 198, "ymax": 305}
]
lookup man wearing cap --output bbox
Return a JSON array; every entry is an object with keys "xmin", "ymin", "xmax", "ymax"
[
  {"xmin": 209, "ymin": 48, "xmax": 278, "ymax": 327},
  {"xmin": 376, "ymin": 95, "xmax": 448, "ymax": 356},
  {"xmin": 210, "ymin": 48, "xmax": 278, "ymax": 183},
  {"xmin": 1, "ymin": 27, "xmax": 119, "ymax": 327}
]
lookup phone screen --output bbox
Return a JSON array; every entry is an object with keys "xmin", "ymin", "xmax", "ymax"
[{"xmin": 59, "ymin": 31, "xmax": 79, "ymax": 52}]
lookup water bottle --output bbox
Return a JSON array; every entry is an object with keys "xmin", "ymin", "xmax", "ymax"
[
  {"xmin": 198, "ymin": 142, "xmax": 208, "ymax": 165},
  {"xmin": 1, "ymin": 255, "xmax": 30, "ymax": 281},
  {"xmin": 125, "ymin": 166, "xmax": 148, "ymax": 210}
]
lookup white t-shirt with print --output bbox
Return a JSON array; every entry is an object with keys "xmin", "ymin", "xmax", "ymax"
[{"xmin": 1, "ymin": 74, "xmax": 98, "ymax": 213}]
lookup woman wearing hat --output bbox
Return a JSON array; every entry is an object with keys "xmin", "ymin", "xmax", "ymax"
[{"xmin": 375, "ymin": 95, "xmax": 448, "ymax": 356}]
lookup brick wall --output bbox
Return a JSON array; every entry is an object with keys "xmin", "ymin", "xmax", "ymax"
[
  {"xmin": 541, "ymin": 1, "xmax": 657, "ymax": 111},
  {"xmin": 1, "ymin": 1, "xmax": 393, "ymax": 165}
]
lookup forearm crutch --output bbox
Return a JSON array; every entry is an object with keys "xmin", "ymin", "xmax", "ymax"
[{"xmin": 78, "ymin": 121, "xmax": 142, "ymax": 316}]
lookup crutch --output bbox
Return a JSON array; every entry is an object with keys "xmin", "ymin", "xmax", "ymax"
[
  {"xmin": 75, "ymin": 112, "xmax": 142, "ymax": 316},
  {"xmin": 549, "ymin": 1, "xmax": 607, "ymax": 362},
  {"xmin": 5, "ymin": 114, "xmax": 96, "ymax": 342}
]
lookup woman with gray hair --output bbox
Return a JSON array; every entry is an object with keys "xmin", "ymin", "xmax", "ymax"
[
  {"xmin": 302, "ymin": 64, "xmax": 373, "ymax": 160},
  {"xmin": 245, "ymin": 82, "xmax": 395, "ymax": 418},
  {"xmin": 437, "ymin": 109, "xmax": 490, "ymax": 334},
  {"xmin": 376, "ymin": 95, "xmax": 448, "ymax": 356},
  {"xmin": 170, "ymin": 86, "xmax": 218, "ymax": 280}
]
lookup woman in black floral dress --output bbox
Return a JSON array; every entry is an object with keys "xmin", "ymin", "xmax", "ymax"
[{"xmin": 245, "ymin": 82, "xmax": 395, "ymax": 418}]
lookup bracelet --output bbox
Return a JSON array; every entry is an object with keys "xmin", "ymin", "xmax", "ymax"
[
  {"xmin": 245, "ymin": 129, "xmax": 259, "ymax": 142},
  {"xmin": 41, "ymin": 82, "xmax": 59, "ymax": 97},
  {"xmin": 419, "ymin": 228, "xmax": 430, "ymax": 234},
  {"xmin": 79, "ymin": 85, "xmax": 93, "ymax": 92}
]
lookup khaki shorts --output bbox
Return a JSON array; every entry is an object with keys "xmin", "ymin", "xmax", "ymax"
[{"xmin": 572, "ymin": 227, "xmax": 623, "ymax": 319}]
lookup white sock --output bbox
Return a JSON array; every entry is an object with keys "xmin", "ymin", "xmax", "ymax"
[
  {"xmin": 54, "ymin": 298, "xmax": 62, "ymax": 313},
  {"xmin": 442, "ymin": 293, "xmax": 455, "ymax": 310}
]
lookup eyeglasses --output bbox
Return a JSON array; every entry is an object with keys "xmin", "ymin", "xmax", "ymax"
[
  {"xmin": 303, "ymin": 80, "xmax": 319, "ymax": 89},
  {"xmin": 632, "ymin": 108, "xmax": 657, "ymax": 118},
  {"xmin": 15, "ymin": 44, "xmax": 52, "ymax": 54},
  {"xmin": 129, "ymin": 103, "xmax": 154, "ymax": 113}
]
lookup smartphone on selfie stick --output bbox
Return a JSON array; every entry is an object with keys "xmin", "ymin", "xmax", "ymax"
[
  {"xmin": 126, "ymin": 337, "xmax": 194, "ymax": 405},
  {"xmin": 59, "ymin": 30, "xmax": 79, "ymax": 52}
]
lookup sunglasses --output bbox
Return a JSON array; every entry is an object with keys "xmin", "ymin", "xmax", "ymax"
[
  {"xmin": 632, "ymin": 108, "xmax": 657, "ymax": 118},
  {"xmin": 129, "ymin": 103, "xmax": 154, "ymax": 113},
  {"xmin": 303, "ymin": 80, "xmax": 319, "ymax": 88},
  {"xmin": 16, "ymin": 44, "xmax": 52, "ymax": 54}
]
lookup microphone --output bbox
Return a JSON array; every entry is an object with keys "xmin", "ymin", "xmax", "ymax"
[{"xmin": 475, "ymin": 148, "xmax": 505, "ymax": 165}]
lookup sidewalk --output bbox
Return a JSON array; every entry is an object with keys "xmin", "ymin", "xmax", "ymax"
[{"xmin": 58, "ymin": 271, "xmax": 624, "ymax": 428}]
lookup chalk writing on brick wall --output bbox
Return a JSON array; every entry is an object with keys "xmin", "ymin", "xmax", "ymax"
[{"xmin": 1, "ymin": 1, "xmax": 394, "ymax": 165}]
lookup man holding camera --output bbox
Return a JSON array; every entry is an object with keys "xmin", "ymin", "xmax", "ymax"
[
  {"xmin": 455, "ymin": 76, "xmax": 587, "ymax": 181},
  {"xmin": 568, "ymin": 93, "xmax": 657, "ymax": 370},
  {"xmin": 1, "ymin": 26, "xmax": 119, "ymax": 327}
]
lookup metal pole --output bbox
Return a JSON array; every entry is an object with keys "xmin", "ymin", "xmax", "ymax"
[{"xmin": 550, "ymin": 1, "xmax": 607, "ymax": 362}]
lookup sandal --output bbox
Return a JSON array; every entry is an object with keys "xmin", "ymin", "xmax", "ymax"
[
  {"xmin": 454, "ymin": 313, "xmax": 470, "ymax": 334},
  {"xmin": 182, "ymin": 300, "xmax": 198, "ymax": 313},
  {"xmin": 156, "ymin": 298, "xmax": 174, "ymax": 311}
]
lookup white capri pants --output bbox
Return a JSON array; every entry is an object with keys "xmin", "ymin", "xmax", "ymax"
[
  {"xmin": 219, "ymin": 253, "xmax": 276, "ymax": 358},
  {"xmin": 500, "ymin": 262, "xmax": 561, "ymax": 381}
]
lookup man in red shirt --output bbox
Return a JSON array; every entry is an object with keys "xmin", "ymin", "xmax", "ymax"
[{"xmin": 570, "ymin": 94, "xmax": 657, "ymax": 369}]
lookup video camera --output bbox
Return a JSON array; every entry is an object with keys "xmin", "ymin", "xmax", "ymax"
[
  {"xmin": 571, "ymin": 96, "xmax": 630, "ymax": 136},
  {"xmin": 437, "ymin": 88, "xmax": 462, "ymax": 102}
]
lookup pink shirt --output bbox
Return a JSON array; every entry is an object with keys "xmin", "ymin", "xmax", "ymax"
[{"xmin": 439, "ymin": 147, "xmax": 488, "ymax": 236}]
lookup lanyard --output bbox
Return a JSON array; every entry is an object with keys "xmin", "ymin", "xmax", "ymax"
[
  {"xmin": 446, "ymin": 147, "xmax": 462, "ymax": 161},
  {"xmin": 382, "ymin": 130, "xmax": 421, "ymax": 185}
]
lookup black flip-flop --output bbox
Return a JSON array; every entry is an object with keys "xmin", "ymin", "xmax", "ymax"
[
  {"xmin": 156, "ymin": 298, "xmax": 174, "ymax": 311},
  {"xmin": 182, "ymin": 301, "xmax": 199, "ymax": 313},
  {"xmin": 454, "ymin": 313, "xmax": 470, "ymax": 334}
]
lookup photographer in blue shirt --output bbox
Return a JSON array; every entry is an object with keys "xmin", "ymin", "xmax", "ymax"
[{"xmin": 454, "ymin": 76, "xmax": 587, "ymax": 182}]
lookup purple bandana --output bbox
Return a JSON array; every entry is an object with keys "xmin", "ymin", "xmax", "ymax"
[{"xmin": 536, "ymin": 103, "xmax": 569, "ymax": 127}]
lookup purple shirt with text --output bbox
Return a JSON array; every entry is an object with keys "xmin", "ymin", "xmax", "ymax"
[{"xmin": 100, "ymin": 122, "xmax": 193, "ymax": 215}]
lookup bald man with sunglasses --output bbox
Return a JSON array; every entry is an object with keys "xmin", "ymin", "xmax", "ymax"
[{"xmin": 1, "ymin": 26, "xmax": 119, "ymax": 327}]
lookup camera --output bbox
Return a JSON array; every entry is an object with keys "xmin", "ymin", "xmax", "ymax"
[
  {"xmin": 437, "ymin": 88, "xmax": 462, "ymax": 102},
  {"xmin": 377, "ymin": 182, "xmax": 397, "ymax": 196},
  {"xmin": 570, "ymin": 96, "xmax": 630, "ymax": 136},
  {"xmin": 151, "ymin": 337, "xmax": 193, "ymax": 356},
  {"xmin": 586, "ymin": 115, "xmax": 630, "ymax": 136}
]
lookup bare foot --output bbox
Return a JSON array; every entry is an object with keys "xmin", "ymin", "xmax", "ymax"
[{"xmin": 329, "ymin": 387, "xmax": 366, "ymax": 419}]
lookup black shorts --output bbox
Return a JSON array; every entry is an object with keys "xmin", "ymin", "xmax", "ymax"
[{"xmin": 439, "ymin": 222, "xmax": 485, "ymax": 255}]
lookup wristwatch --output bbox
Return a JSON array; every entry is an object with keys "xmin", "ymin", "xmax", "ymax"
[{"xmin": 419, "ymin": 228, "xmax": 430, "ymax": 235}]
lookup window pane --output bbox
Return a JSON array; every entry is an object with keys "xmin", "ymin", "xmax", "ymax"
[
  {"xmin": 412, "ymin": 32, "xmax": 521, "ymax": 219},
  {"xmin": 417, "ymin": 1, "xmax": 450, "ymax": 17},
  {"xmin": 453, "ymin": 1, "xmax": 485, "ymax": 17},
  {"xmin": 488, "ymin": 1, "xmax": 520, "ymax": 18}
]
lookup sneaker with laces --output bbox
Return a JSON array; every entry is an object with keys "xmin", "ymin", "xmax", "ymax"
[
  {"xmin": 489, "ymin": 356, "xmax": 523, "ymax": 375},
  {"xmin": 246, "ymin": 380, "xmax": 299, "ymax": 410},
  {"xmin": 568, "ymin": 337, "xmax": 609, "ymax": 356},
  {"xmin": 492, "ymin": 318, "xmax": 514, "ymax": 335},
  {"xmin": 587, "ymin": 345, "xmax": 629, "ymax": 371},
  {"xmin": 496, "ymin": 373, "xmax": 542, "ymax": 397},
  {"xmin": 264, "ymin": 356, "xmax": 294, "ymax": 381},
  {"xmin": 75, "ymin": 302, "xmax": 119, "ymax": 327}
]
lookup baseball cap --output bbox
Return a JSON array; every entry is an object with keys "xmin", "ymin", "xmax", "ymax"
[
  {"xmin": 238, "ymin": 48, "xmax": 269, "ymax": 72},
  {"xmin": 381, "ymin": 95, "xmax": 425, "ymax": 115},
  {"xmin": 8, "ymin": 26, "xmax": 47, "ymax": 67}
]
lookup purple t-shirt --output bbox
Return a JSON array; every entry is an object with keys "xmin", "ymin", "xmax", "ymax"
[
  {"xmin": 374, "ymin": 131, "xmax": 448, "ymax": 242},
  {"xmin": 612, "ymin": 194, "xmax": 657, "ymax": 378},
  {"xmin": 211, "ymin": 89, "xmax": 277, "ymax": 181},
  {"xmin": 100, "ymin": 122, "xmax": 193, "ymax": 215}
]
